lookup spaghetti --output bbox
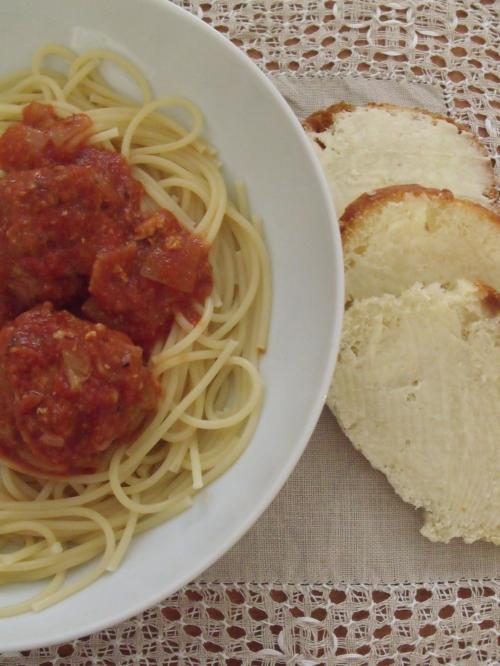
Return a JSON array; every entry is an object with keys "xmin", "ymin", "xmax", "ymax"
[{"xmin": 0, "ymin": 44, "xmax": 271, "ymax": 616}]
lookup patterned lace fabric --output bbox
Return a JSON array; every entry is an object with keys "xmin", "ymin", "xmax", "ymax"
[
  {"xmin": 4, "ymin": 2, "xmax": 499, "ymax": 664},
  {"xmin": 5, "ymin": 581, "xmax": 500, "ymax": 664},
  {"xmin": 184, "ymin": 0, "xmax": 499, "ymax": 176}
]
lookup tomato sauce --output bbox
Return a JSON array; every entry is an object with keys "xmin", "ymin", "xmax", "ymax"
[
  {"xmin": 0, "ymin": 102, "xmax": 212, "ymax": 342},
  {"xmin": 0, "ymin": 102, "xmax": 92, "ymax": 171},
  {"xmin": 0, "ymin": 102, "xmax": 213, "ymax": 474}
]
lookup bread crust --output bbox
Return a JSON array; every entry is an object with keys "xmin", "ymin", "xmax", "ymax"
[
  {"xmin": 303, "ymin": 102, "xmax": 498, "ymax": 206},
  {"xmin": 303, "ymin": 102, "xmax": 355, "ymax": 132},
  {"xmin": 339, "ymin": 184, "xmax": 500, "ymax": 246}
]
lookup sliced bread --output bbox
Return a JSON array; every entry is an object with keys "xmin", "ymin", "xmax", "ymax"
[
  {"xmin": 328, "ymin": 279, "xmax": 500, "ymax": 544},
  {"xmin": 341, "ymin": 185, "xmax": 500, "ymax": 301},
  {"xmin": 304, "ymin": 103, "xmax": 497, "ymax": 214}
]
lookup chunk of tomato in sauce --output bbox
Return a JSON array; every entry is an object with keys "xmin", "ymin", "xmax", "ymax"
[
  {"xmin": 0, "ymin": 102, "xmax": 92, "ymax": 171},
  {"xmin": 138, "ymin": 211, "xmax": 213, "ymax": 298}
]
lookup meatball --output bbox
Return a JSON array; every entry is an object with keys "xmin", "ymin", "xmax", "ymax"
[
  {"xmin": 0, "ymin": 103, "xmax": 143, "ymax": 315},
  {"xmin": 83, "ymin": 210, "xmax": 213, "ymax": 353},
  {"xmin": 0, "ymin": 161, "xmax": 140, "ymax": 312},
  {"xmin": 0, "ymin": 165, "xmax": 105, "ymax": 309},
  {"xmin": 0, "ymin": 303, "xmax": 159, "ymax": 475},
  {"xmin": 75, "ymin": 145, "xmax": 143, "ymax": 225}
]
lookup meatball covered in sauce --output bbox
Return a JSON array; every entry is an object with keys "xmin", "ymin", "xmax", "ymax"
[
  {"xmin": 0, "ymin": 162, "xmax": 140, "ymax": 314},
  {"xmin": 0, "ymin": 102, "xmax": 143, "ymax": 323},
  {"xmin": 83, "ymin": 210, "xmax": 212, "ymax": 353},
  {"xmin": 0, "ymin": 303, "xmax": 159, "ymax": 475}
]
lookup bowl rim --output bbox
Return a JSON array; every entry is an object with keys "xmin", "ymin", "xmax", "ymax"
[{"xmin": 0, "ymin": 0, "xmax": 344, "ymax": 650}]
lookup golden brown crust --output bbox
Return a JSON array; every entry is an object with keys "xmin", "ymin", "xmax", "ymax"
[
  {"xmin": 340, "ymin": 184, "xmax": 451, "ymax": 243},
  {"xmin": 304, "ymin": 101, "xmax": 467, "ymax": 135},
  {"xmin": 366, "ymin": 102, "xmax": 467, "ymax": 130},
  {"xmin": 302, "ymin": 102, "xmax": 355, "ymax": 132},
  {"xmin": 476, "ymin": 283, "xmax": 500, "ymax": 315},
  {"xmin": 303, "ymin": 102, "xmax": 498, "ymax": 206},
  {"xmin": 339, "ymin": 184, "xmax": 500, "ymax": 247}
]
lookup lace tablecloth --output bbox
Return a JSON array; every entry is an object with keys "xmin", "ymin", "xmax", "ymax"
[{"xmin": 3, "ymin": 2, "xmax": 499, "ymax": 664}]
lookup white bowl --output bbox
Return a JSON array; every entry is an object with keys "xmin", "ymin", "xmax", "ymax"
[{"xmin": 0, "ymin": 0, "xmax": 343, "ymax": 650}]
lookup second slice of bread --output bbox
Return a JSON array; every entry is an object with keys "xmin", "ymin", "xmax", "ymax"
[{"xmin": 341, "ymin": 185, "xmax": 500, "ymax": 301}]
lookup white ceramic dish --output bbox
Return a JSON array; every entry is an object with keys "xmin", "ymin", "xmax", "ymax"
[{"xmin": 0, "ymin": 0, "xmax": 343, "ymax": 651}]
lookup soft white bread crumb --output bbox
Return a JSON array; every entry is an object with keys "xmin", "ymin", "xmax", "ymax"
[
  {"xmin": 341, "ymin": 185, "xmax": 500, "ymax": 301},
  {"xmin": 304, "ymin": 103, "xmax": 497, "ymax": 215},
  {"xmin": 328, "ymin": 279, "xmax": 500, "ymax": 544}
]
